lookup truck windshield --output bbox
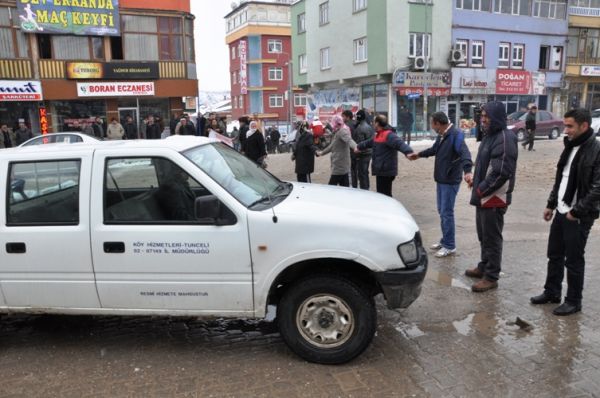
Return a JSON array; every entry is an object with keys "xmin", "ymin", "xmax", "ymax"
[{"xmin": 183, "ymin": 143, "xmax": 285, "ymax": 208}]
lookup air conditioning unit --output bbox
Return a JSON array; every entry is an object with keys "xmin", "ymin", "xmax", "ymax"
[
  {"xmin": 413, "ymin": 56, "xmax": 427, "ymax": 71},
  {"xmin": 449, "ymin": 48, "xmax": 466, "ymax": 64}
]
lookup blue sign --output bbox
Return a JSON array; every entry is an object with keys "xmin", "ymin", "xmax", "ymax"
[{"xmin": 407, "ymin": 93, "xmax": 421, "ymax": 100}]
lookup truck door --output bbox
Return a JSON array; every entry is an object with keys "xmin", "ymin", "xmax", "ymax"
[
  {"xmin": 89, "ymin": 149, "xmax": 254, "ymax": 315},
  {"xmin": 0, "ymin": 153, "xmax": 101, "ymax": 308}
]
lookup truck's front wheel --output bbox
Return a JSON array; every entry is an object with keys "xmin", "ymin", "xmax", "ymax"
[{"xmin": 277, "ymin": 275, "xmax": 376, "ymax": 364}]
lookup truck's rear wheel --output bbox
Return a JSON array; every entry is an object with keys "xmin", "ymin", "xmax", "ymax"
[{"xmin": 277, "ymin": 275, "xmax": 376, "ymax": 364}]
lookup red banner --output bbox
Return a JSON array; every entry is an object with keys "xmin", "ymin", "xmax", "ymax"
[{"xmin": 496, "ymin": 70, "xmax": 531, "ymax": 95}]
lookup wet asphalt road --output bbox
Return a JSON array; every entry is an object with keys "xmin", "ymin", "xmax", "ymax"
[{"xmin": 2, "ymin": 137, "xmax": 600, "ymax": 397}]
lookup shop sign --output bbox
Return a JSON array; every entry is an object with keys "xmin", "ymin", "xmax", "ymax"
[
  {"xmin": 496, "ymin": 70, "xmax": 531, "ymax": 95},
  {"xmin": 451, "ymin": 68, "xmax": 496, "ymax": 94},
  {"xmin": 77, "ymin": 82, "xmax": 155, "ymax": 97},
  {"xmin": 39, "ymin": 107, "xmax": 49, "ymax": 135},
  {"xmin": 67, "ymin": 62, "xmax": 159, "ymax": 79},
  {"xmin": 396, "ymin": 87, "xmax": 451, "ymax": 96},
  {"xmin": 0, "ymin": 80, "xmax": 43, "ymax": 101},
  {"xmin": 239, "ymin": 40, "xmax": 248, "ymax": 95},
  {"xmin": 17, "ymin": 0, "xmax": 120, "ymax": 36},
  {"xmin": 581, "ymin": 65, "xmax": 600, "ymax": 76},
  {"xmin": 531, "ymin": 72, "xmax": 546, "ymax": 95},
  {"xmin": 393, "ymin": 71, "xmax": 451, "ymax": 97},
  {"xmin": 392, "ymin": 71, "xmax": 451, "ymax": 88}
]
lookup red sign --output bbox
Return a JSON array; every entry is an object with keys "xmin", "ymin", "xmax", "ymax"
[
  {"xmin": 39, "ymin": 107, "xmax": 49, "ymax": 135},
  {"xmin": 396, "ymin": 87, "xmax": 451, "ymax": 96},
  {"xmin": 496, "ymin": 70, "xmax": 531, "ymax": 95}
]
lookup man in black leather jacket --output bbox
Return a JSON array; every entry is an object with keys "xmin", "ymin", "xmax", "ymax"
[{"xmin": 531, "ymin": 108, "xmax": 600, "ymax": 316}]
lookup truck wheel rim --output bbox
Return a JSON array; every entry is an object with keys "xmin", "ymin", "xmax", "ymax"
[{"xmin": 296, "ymin": 294, "xmax": 354, "ymax": 348}]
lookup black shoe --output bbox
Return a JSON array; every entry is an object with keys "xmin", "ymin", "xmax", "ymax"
[
  {"xmin": 530, "ymin": 293, "xmax": 561, "ymax": 305},
  {"xmin": 553, "ymin": 302, "xmax": 581, "ymax": 316}
]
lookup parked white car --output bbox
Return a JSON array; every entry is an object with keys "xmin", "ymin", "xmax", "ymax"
[
  {"xmin": 591, "ymin": 109, "xmax": 600, "ymax": 136},
  {"xmin": 19, "ymin": 132, "xmax": 101, "ymax": 147},
  {"xmin": 0, "ymin": 136, "xmax": 426, "ymax": 364}
]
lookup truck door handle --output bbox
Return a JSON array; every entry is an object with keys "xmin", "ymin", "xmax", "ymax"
[
  {"xmin": 104, "ymin": 242, "xmax": 125, "ymax": 253},
  {"xmin": 6, "ymin": 242, "xmax": 26, "ymax": 254}
]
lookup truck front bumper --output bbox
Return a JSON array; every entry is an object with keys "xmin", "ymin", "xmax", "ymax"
[{"xmin": 374, "ymin": 249, "xmax": 428, "ymax": 309}]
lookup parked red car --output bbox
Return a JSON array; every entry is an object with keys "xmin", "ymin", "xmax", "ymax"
[{"xmin": 507, "ymin": 110, "xmax": 564, "ymax": 142}]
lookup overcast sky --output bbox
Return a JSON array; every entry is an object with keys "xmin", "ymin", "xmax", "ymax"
[{"xmin": 191, "ymin": 0, "xmax": 232, "ymax": 92}]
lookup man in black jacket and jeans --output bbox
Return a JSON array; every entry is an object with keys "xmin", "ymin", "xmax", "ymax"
[
  {"xmin": 531, "ymin": 108, "xmax": 600, "ymax": 316},
  {"xmin": 409, "ymin": 112, "xmax": 473, "ymax": 258},
  {"xmin": 523, "ymin": 105, "xmax": 537, "ymax": 151},
  {"xmin": 464, "ymin": 101, "xmax": 518, "ymax": 292}
]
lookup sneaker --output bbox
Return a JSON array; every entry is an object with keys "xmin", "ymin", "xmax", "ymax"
[
  {"xmin": 435, "ymin": 247, "xmax": 456, "ymax": 258},
  {"xmin": 430, "ymin": 242, "xmax": 443, "ymax": 251}
]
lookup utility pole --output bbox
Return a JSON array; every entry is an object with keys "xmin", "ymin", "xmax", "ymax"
[
  {"xmin": 422, "ymin": 2, "xmax": 430, "ymax": 135},
  {"xmin": 287, "ymin": 59, "xmax": 294, "ymax": 135}
]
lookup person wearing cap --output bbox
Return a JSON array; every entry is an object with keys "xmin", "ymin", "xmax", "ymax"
[
  {"xmin": 317, "ymin": 114, "xmax": 357, "ymax": 186},
  {"xmin": 14, "ymin": 119, "xmax": 32, "ymax": 146}
]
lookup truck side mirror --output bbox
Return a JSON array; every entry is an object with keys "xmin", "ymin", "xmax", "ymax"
[{"xmin": 194, "ymin": 195, "xmax": 236, "ymax": 226}]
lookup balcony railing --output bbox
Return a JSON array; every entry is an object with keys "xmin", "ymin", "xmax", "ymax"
[
  {"xmin": 159, "ymin": 61, "xmax": 187, "ymax": 79},
  {"xmin": 39, "ymin": 60, "xmax": 66, "ymax": 79},
  {"xmin": 0, "ymin": 59, "xmax": 33, "ymax": 79},
  {"xmin": 568, "ymin": 6, "xmax": 600, "ymax": 17},
  {"xmin": 567, "ymin": 56, "xmax": 600, "ymax": 65}
]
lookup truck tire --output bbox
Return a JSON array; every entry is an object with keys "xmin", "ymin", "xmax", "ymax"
[{"xmin": 277, "ymin": 275, "xmax": 376, "ymax": 364}]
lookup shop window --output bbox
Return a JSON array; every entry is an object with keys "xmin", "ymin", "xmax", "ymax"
[
  {"xmin": 50, "ymin": 100, "xmax": 106, "ymax": 132},
  {"xmin": 7, "ymin": 160, "xmax": 81, "ymax": 226},
  {"xmin": 362, "ymin": 84, "xmax": 388, "ymax": 117},
  {"xmin": 37, "ymin": 34, "xmax": 52, "ymax": 59}
]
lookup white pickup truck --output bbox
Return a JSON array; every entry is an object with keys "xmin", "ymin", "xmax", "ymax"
[{"xmin": 0, "ymin": 136, "xmax": 427, "ymax": 364}]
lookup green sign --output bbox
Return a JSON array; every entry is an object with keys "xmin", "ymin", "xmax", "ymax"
[{"xmin": 17, "ymin": 0, "xmax": 120, "ymax": 36}]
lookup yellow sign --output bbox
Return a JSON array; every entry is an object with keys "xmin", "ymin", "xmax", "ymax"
[{"xmin": 67, "ymin": 62, "xmax": 104, "ymax": 79}]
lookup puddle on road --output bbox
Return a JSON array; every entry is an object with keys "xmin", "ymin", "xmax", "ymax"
[
  {"xmin": 425, "ymin": 269, "xmax": 471, "ymax": 290},
  {"xmin": 394, "ymin": 322, "xmax": 426, "ymax": 339}
]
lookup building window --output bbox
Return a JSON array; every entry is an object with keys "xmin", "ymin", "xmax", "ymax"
[
  {"xmin": 512, "ymin": 43, "xmax": 524, "ymax": 68},
  {"xmin": 354, "ymin": 0, "xmax": 367, "ymax": 12},
  {"xmin": 498, "ymin": 42, "xmax": 510, "ymax": 68},
  {"xmin": 320, "ymin": 47, "xmax": 331, "ymax": 69},
  {"xmin": 268, "ymin": 67, "xmax": 283, "ymax": 81},
  {"xmin": 184, "ymin": 18, "xmax": 194, "ymax": 62},
  {"xmin": 0, "ymin": 7, "xmax": 29, "ymax": 59},
  {"xmin": 269, "ymin": 95, "xmax": 284, "ymax": 108},
  {"xmin": 572, "ymin": 0, "xmax": 600, "ymax": 6},
  {"xmin": 231, "ymin": 46, "xmax": 236, "ymax": 59},
  {"xmin": 158, "ymin": 16, "xmax": 183, "ymax": 60},
  {"xmin": 267, "ymin": 39, "xmax": 283, "ymax": 53},
  {"xmin": 539, "ymin": 45, "xmax": 550, "ymax": 69},
  {"xmin": 53, "ymin": 36, "xmax": 91, "ymax": 60},
  {"xmin": 354, "ymin": 37, "xmax": 368, "ymax": 62},
  {"xmin": 297, "ymin": 13, "xmax": 306, "ymax": 33},
  {"xmin": 455, "ymin": 0, "xmax": 492, "ymax": 11},
  {"xmin": 91, "ymin": 37, "xmax": 104, "ymax": 60},
  {"xmin": 299, "ymin": 53, "xmax": 307, "ymax": 74},
  {"xmin": 494, "ymin": 0, "xmax": 530, "ymax": 14},
  {"xmin": 454, "ymin": 39, "xmax": 468, "ymax": 66},
  {"xmin": 409, "ymin": 33, "xmax": 431, "ymax": 58},
  {"xmin": 319, "ymin": 2, "xmax": 329, "ymax": 25},
  {"xmin": 532, "ymin": 0, "xmax": 567, "ymax": 19},
  {"xmin": 294, "ymin": 94, "xmax": 307, "ymax": 107},
  {"xmin": 471, "ymin": 40, "xmax": 484, "ymax": 67},
  {"xmin": 122, "ymin": 15, "xmax": 159, "ymax": 61}
]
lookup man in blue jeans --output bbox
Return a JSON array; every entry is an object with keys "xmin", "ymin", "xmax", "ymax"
[{"xmin": 409, "ymin": 112, "xmax": 473, "ymax": 258}]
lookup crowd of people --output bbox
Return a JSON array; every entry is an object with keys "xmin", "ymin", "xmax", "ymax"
[{"xmin": 284, "ymin": 103, "xmax": 600, "ymax": 317}]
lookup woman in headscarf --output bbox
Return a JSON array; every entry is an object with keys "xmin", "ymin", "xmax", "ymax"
[
  {"xmin": 244, "ymin": 120, "xmax": 267, "ymax": 166},
  {"xmin": 291, "ymin": 121, "xmax": 317, "ymax": 182},
  {"xmin": 317, "ymin": 115, "xmax": 357, "ymax": 186}
]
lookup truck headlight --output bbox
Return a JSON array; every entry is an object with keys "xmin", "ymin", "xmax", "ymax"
[{"xmin": 398, "ymin": 239, "xmax": 419, "ymax": 265}]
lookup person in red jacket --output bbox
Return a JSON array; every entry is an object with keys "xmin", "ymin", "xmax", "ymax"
[{"xmin": 355, "ymin": 115, "xmax": 414, "ymax": 197}]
